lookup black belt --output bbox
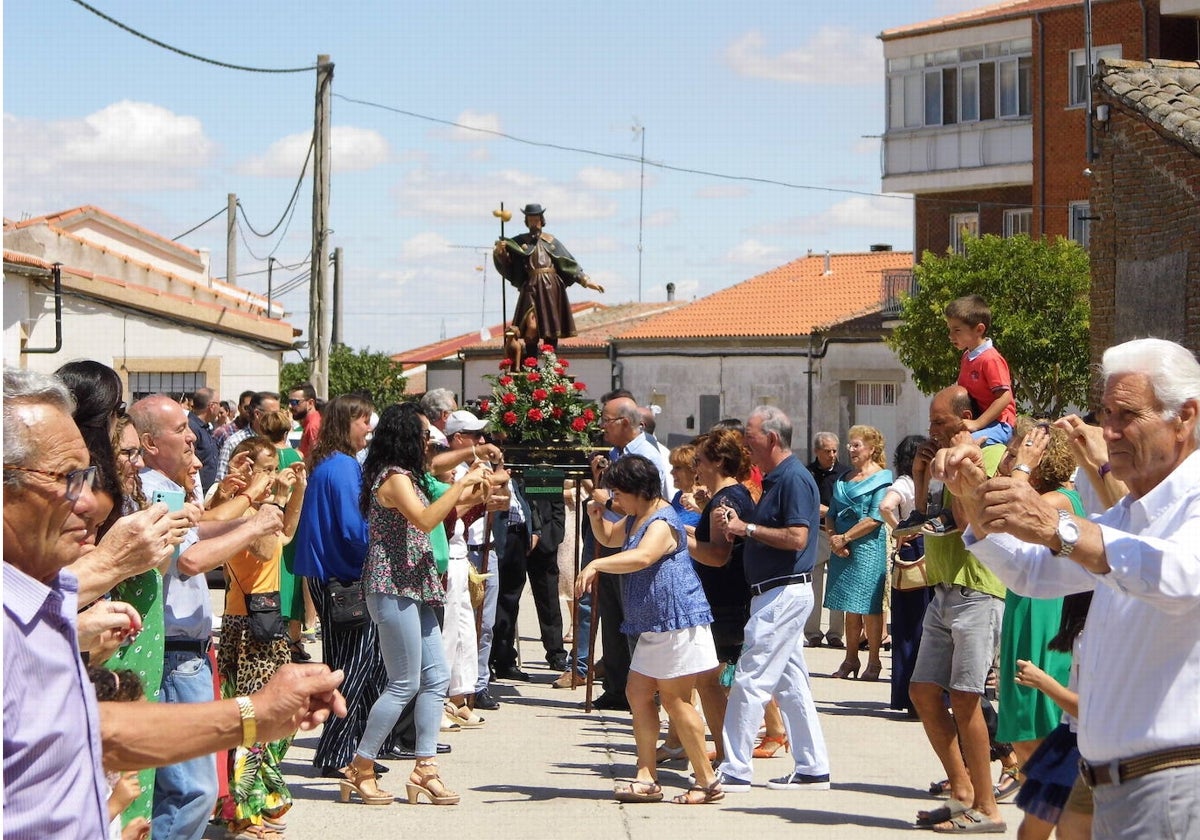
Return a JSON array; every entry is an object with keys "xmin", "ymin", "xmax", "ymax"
[
  {"xmin": 749, "ymin": 573, "xmax": 812, "ymax": 596},
  {"xmin": 467, "ymin": 544, "xmax": 486, "ymax": 552},
  {"xmin": 1079, "ymin": 745, "xmax": 1200, "ymax": 787},
  {"xmin": 164, "ymin": 639, "xmax": 210, "ymax": 654}
]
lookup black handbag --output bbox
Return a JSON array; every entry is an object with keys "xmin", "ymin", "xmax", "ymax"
[
  {"xmin": 244, "ymin": 591, "xmax": 288, "ymax": 643},
  {"xmin": 327, "ymin": 578, "xmax": 369, "ymax": 629}
]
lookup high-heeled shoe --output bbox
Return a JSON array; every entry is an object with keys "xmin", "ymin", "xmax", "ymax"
[
  {"xmin": 339, "ymin": 763, "xmax": 394, "ymax": 805},
  {"xmin": 831, "ymin": 660, "xmax": 860, "ymax": 679},
  {"xmin": 753, "ymin": 734, "xmax": 790, "ymax": 758},
  {"xmin": 406, "ymin": 760, "xmax": 460, "ymax": 805},
  {"xmin": 860, "ymin": 662, "xmax": 883, "ymax": 682}
]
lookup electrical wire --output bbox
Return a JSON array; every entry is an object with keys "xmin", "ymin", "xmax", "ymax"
[
  {"xmin": 68, "ymin": 0, "xmax": 318, "ymax": 74},
  {"xmin": 237, "ymin": 138, "xmax": 314, "ymax": 238},
  {"xmin": 171, "ymin": 207, "xmax": 225, "ymax": 241}
]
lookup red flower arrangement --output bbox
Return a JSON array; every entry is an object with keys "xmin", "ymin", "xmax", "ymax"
[{"xmin": 484, "ymin": 346, "xmax": 600, "ymax": 444}]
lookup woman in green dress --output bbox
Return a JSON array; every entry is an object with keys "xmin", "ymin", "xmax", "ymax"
[
  {"xmin": 261, "ymin": 408, "xmax": 309, "ymax": 661},
  {"xmin": 825, "ymin": 425, "xmax": 893, "ymax": 682}
]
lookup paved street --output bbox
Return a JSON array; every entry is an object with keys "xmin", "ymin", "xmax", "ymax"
[{"xmin": 205, "ymin": 598, "xmax": 1021, "ymax": 839}]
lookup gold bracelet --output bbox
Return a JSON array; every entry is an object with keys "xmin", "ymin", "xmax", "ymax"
[{"xmin": 234, "ymin": 696, "xmax": 257, "ymax": 748}]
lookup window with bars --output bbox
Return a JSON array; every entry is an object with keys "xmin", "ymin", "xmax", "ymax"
[
  {"xmin": 855, "ymin": 382, "xmax": 896, "ymax": 407},
  {"xmin": 129, "ymin": 371, "xmax": 207, "ymax": 402},
  {"xmin": 1004, "ymin": 208, "xmax": 1033, "ymax": 238}
]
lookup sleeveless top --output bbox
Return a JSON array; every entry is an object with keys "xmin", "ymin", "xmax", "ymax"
[
  {"xmin": 620, "ymin": 505, "xmax": 714, "ymax": 635},
  {"xmin": 363, "ymin": 466, "xmax": 445, "ymax": 606}
]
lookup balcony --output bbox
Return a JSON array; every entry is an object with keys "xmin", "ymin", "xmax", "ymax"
[
  {"xmin": 881, "ymin": 268, "xmax": 916, "ymax": 318},
  {"xmin": 882, "ymin": 120, "xmax": 1033, "ymax": 194}
]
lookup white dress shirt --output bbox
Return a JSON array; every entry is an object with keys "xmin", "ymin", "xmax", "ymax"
[{"xmin": 964, "ymin": 450, "xmax": 1200, "ymax": 763}]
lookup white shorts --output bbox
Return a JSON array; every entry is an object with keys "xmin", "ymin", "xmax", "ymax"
[{"xmin": 630, "ymin": 624, "xmax": 719, "ymax": 681}]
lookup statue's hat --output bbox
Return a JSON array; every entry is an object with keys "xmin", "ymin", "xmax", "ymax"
[{"xmin": 520, "ymin": 203, "xmax": 546, "ymax": 216}]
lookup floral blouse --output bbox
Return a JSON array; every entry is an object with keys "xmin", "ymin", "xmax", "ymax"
[{"xmin": 362, "ymin": 466, "xmax": 445, "ymax": 606}]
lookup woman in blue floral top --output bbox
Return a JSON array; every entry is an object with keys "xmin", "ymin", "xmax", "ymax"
[
  {"xmin": 577, "ymin": 454, "xmax": 722, "ymax": 806},
  {"xmin": 339, "ymin": 403, "xmax": 489, "ymax": 808}
]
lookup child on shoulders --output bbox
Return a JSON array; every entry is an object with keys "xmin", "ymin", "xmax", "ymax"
[{"xmin": 945, "ymin": 294, "xmax": 1015, "ymax": 446}]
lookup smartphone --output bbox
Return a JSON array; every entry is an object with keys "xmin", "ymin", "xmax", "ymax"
[{"xmin": 150, "ymin": 489, "xmax": 186, "ymax": 560}]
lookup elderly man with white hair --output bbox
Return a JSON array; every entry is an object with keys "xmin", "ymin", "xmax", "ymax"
[{"xmin": 935, "ymin": 338, "xmax": 1200, "ymax": 839}]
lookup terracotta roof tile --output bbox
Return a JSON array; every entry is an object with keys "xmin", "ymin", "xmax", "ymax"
[
  {"xmin": 393, "ymin": 302, "xmax": 603, "ymax": 365},
  {"xmin": 880, "ymin": 0, "xmax": 1080, "ymax": 40},
  {"xmin": 459, "ymin": 301, "xmax": 689, "ymax": 356},
  {"xmin": 5, "ymin": 204, "xmax": 202, "ymax": 258},
  {"xmin": 1098, "ymin": 58, "xmax": 1200, "ymax": 156},
  {"xmin": 614, "ymin": 251, "xmax": 913, "ymax": 341}
]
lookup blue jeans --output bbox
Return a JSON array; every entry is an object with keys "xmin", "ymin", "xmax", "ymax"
[
  {"xmin": 469, "ymin": 547, "xmax": 500, "ymax": 693},
  {"xmin": 570, "ymin": 529, "xmax": 595, "ymax": 676},
  {"xmin": 357, "ymin": 593, "xmax": 450, "ymax": 760},
  {"xmin": 152, "ymin": 650, "xmax": 218, "ymax": 840}
]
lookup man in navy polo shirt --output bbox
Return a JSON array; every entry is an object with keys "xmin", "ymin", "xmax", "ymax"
[{"xmin": 713, "ymin": 405, "xmax": 830, "ymax": 792}]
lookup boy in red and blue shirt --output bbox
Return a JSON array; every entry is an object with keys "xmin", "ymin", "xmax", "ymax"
[{"xmin": 945, "ymin": 294, "xmax": 1015, "ymax": 447}]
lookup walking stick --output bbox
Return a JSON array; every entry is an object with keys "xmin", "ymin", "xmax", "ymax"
[
  {"xmin": 584, "ymin": 573, "xmax": 599, "ymax": 712},
  {"xmin": 473, "ymin": 510, "xmax": 492, "ymax": 644}
]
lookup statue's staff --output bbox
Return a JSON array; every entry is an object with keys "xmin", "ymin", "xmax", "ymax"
[{"xmin": 492, "ymin": 203, "xmax": 512, "ymax": 333}]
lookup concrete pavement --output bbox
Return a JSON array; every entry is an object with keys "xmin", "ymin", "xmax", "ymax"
[{"xmin": 204, "ymin": 598, "xmax": 1021, "ymax": 838}]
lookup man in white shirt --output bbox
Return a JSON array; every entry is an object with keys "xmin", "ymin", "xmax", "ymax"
[{"xmin": 935, "ymin": 338, "xmax": 1200, "ymax": 839}]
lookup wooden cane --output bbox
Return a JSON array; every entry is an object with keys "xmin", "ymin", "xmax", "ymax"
[
  {"xmin": 473, "ymin": 510, "xmax": 492, "ymax": 643},
  {"xmin": 584, "ymin": 573, "xmax": 600, "ymax": 712},
  {"xmin": 569, "ymin": 480, "xmax": 584, "ymax": 688}
]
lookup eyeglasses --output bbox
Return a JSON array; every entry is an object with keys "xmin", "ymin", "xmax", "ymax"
[
  {"xmin": 4, "ymin": 464, "xmax": 99, "ymax": 502},
  {"xmin": 118, "ymin": 446, "xmax": 144, "ymax": 463},
  {"xmin": 599, "ymin": 416, "xmax": 623, "ymax": 426},
  {"xmin": 288, "ymin": 398, "xmax": 303, "ymax": 406}
]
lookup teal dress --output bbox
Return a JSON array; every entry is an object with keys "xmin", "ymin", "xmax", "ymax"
[
  {"xmin": 825, "ymin": 470, "xmax": 893, "ymax": 615},
  {"xmin": 277, "ymin": 446, "xmax": 305, "ymax": 621},
  {"xmin": 995, "ymin": 487, "xmax": 1080, "ymax": 743}
]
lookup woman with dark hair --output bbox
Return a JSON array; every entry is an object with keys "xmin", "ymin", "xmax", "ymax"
[
  {"xmin": 339, "ymin": 403, "xmax": 488, "ymax": 807},
  {"xmin": 879, "ymin": 434, "xmax": 933, "ymax": 714},
  {"xmin": 56, "ymin": 359, "xmax": 125, "ymax": 535},
  {"xmin": 578, "ymin": 454, "xmax": 722, "ymax": 805},
  {"xmin": 293, "ymin": 393, "xmax": 399, "ymax": 776}
]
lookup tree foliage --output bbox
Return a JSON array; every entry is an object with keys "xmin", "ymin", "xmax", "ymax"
[
  {"xmin": 887, "ymin": 235, "xmax": 1091, "ymax": 418},
  {"xmin": 280, "ymin": 343, "xmax": 408, "ymax": 407}
]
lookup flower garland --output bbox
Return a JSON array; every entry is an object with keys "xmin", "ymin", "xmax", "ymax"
[{"xmin": 481, "ymin": 344, "xmax": 599, "ymax": 444}]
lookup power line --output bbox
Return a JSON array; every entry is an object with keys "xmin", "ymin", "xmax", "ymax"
[
  {"xmin": 68, "ymin": 0, "xmax": 318, "ymax": 74},
  {"xmin": 171, "ymin": 206, "xmax": 225, "ymax": 241},
  {"xmin": 236, "ymin": 138, "xmax": 314, "ymax": 238}
]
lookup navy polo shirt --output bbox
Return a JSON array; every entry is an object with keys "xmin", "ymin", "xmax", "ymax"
[{"xmin": 742, "ymin": 454, "xmax": 821, "ymax": 585}]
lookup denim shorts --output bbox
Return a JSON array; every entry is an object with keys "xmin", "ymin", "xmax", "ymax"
[{"xmin": 911, "ymin": 583, "xmax": 1002, "ymax": 694}]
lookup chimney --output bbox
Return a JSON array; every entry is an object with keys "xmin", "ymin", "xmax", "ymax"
[
  {"xmin": 823, "ymin": 250, "xmax": 832, "ymax": 276},
  {"xmin": 666, "ymin": 282, "xmax": 675, "ymax": 302},
  {"xmin": 869, "ymin": 243, "xmax": 893, "ymax": 252}
]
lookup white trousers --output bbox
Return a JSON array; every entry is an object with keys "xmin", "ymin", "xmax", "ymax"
[
  {"xmin": 720, "ymin": 582, "xmax": 830, "ymax": 781},
  {"xmin": 441, "ymin": 554, "xmax": 480, "ymax": 697}
]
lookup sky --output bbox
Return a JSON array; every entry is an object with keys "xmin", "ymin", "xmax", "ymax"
[{"xmin": 4, "ymin": 0, "xmax": 984, "ymax": 357}]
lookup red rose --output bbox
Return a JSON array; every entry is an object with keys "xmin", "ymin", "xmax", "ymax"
[
  {"xmin": 551, "ymin": 384, "xmax": 567, "ymax": 395},
  {"xmin": 502, "ymin": 392, "xmax": 517, "ymax": 405},
  {"xmin": 479, "ymin": 399, "xmax": 490, "ymax": 412},
  {"xmin": 503, "ymin": 411, "xmax": 518, "ymax": 426},
  {"xmin": 527, "ymin": 408, "xmax": 544, "ymax": 422},
  {"xmin": 527, "ymin": 372, "xmax": 541, "ymax": 383},
  {"xmin": 498, "ymin": 375, "xmax": 513, "ymax": 386},
  {"xmin": 541, "ymin": 344, "xmax": 554, "ymax": 354},
  {"xmin": 523, "ymin": 357, "xmax": 538, "ymax": 368},
  {"xmin": 571, "ymin": 417, "xmax": 587, "ymax": 432},
  {"xmin": 532, "ymin": 388, "xmax": 549, "ymax": 402},
  {"xmin": 583, "ymin": 408, "xmax": 595, "ymax": 421},
  {"xmin": 553, "ymin": 366, "xmax": 564, "ymax": 375},
  {"xmin": 573, "ymin": 382, "xmax": 586, "ymax": 391},
  {"xmin": 499, "ymin": 359, "xmax": 512, "ymax": 369},
  {"xmin": 559, "ymin": 359, "xmax": 570, "ymax": 368},
  {"xmin": 551, "ymin": 407, "xmax": 564, "ymax": 419}
]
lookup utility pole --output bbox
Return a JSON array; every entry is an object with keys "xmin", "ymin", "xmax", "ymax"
[
  {"xmin": 309, "ymin": 55, "xmax": 333, "ymax": 399},
  {"xmin": 331, "ymin": 246, "xmax": 343, "ymax": 346},
  {"xmin": 226, "ymin": 193, "xmax": 237, "ymax": 287},
  {"xmin": 634, "ymin": 123, "xmax": 645, "ymax": 302}
]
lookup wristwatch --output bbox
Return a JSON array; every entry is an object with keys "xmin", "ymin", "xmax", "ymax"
[
  {"xmin": 745, "ymin": 523, "xmax": 758, "ymax": 540},
  {"xmin": 1053, "ymin": 510, "xmax": 1080, "ymax": 557},
  {"xmin": 235, "ymin": 696, "xmax": 257, "ymax": 748},
  {"xmin": 1013, "ymin": 464, "xmax": 1032, "ymax": 475}
]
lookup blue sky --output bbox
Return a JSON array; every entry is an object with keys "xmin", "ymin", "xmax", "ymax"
[{"xmin": 4, "ymin": 0, "xmax": 981, "ymax": 355}]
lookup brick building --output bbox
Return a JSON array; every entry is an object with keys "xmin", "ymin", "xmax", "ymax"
[{"xmin": 1088, "ymin": 58, "xmax": 1200, "ymax": 372}]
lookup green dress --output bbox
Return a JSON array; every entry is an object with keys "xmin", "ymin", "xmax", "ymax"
[
  {"xmin": 277, "ymin": 446, "xmax": 305, "ymax": 621},
  {"xmin": 105, "ymin": 568, "xmax": 165, "ymax": 827},
  {"xmin": 995, "ymin": 488, "xmax": 1081, "ymax": 743}
]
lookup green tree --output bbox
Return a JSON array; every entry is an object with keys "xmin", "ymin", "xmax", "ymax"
[
  {"xmin": 887, "ymin": 234, "xmax": 1090, "ymax": 417},
  {"xmin": 280, "ymin": 343, "xmax": 409, "ymax": 407}
]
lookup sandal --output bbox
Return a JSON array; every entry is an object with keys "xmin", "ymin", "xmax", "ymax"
[
  {"xmin": 993, "ymin": 766, "xmax": 1021, "ymax": 802},
  {"xmin": 672, "ymin": 779, "xmax": 724, "ymax": 805},
  {"xmin": 614, "ymin": 778, "xmax": 663, "ymax": 803},
  {"xmin": 928, "ymin": 778, "xmax": 952, "ymax": 798},
  {"xmin": 655, "ymin": 744, "xmax": 686, "ymax": 764},
  {"xmin": 930, "ymin": 808, "xmax": 1008, "ymax": 834},
  {"xmin": 753, "ymin": 734, "xmax": 790, "ymax": 758},
  {"xmin": 916, "ymin": 798, "xmax": 969, "ymax": 827}
]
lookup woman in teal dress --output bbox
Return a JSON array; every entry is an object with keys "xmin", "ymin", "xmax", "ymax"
[
  {"xmin": 261, "ymin": 408, "xmax": 309, "ymax": 660},
  {"xmin": 993, "ymin": 420, "xmax": 1075, "ymax": 825},
  {"xmin": 825, "ymin": 425, "xmax": 892, "ymax": 682}
]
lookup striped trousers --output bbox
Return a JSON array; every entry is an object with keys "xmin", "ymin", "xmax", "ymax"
[{"xmin": 307, "ymin": 577, "xmax": 397, "ymax": 769}]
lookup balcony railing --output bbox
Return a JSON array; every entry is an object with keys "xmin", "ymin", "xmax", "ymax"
[{"xmin": 881, "ymin": 268, "xmax": 916, "ymax": 317}]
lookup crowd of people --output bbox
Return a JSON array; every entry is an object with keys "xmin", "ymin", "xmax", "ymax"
[{"xmin": 6, "ymin": 319, "xmax": 1200, "ymax": 839}]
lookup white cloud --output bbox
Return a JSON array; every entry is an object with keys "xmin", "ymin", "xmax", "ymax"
[
  {"xmin": 578, "ymin": 167, "xmax": 643, "ymax": 191},
  {"xmin": 724, "ymin": 28, "xmax": 881, "ymax": 85},
  {"xmin": 643, "ymin": 209, "xmax": 677, "ymax": 229},
  {"xmin": 448, "ymin": 110, "xmax": 502, "ymax": 141},
  {"xmin": 723, "ymin": 238, "xmax": 786, "ymax": 265},
  {"xmin": 4, "ymin": 102, "xmax": 214, "ymax": 205},
  {"xmin": 400, "ymin": 231, "xmax": 453, "ymax": 260},
  {"xmin": 237, "ymin": 126, "xmax": 389, "ymax": 176},
  {"xmin": 393, "ymin": 168, "xmax": 618, "ymax": 221},
  {"xmin": 802, "ymin": 194, "xmax": 912, "ymax": 234}
]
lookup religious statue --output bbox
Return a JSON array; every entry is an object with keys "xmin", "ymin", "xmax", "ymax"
[{"xmin": 493, "ymin": 203, "xmax": 604, "ymax": 364}]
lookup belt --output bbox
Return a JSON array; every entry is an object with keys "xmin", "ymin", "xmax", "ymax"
[
  {"xmin": 749, "ymin": 573, "xmax": 812, "ymax": 596},
  {"xmin": 164, "ymin": 638, "xmax": 211, "ymax": 654},
  {"xmin": 1079, "ymin": 745, "xmax": 1200, "ymax": 787},
  {"xmin": 467, "ymin": 544, "xmax": 486, "ymax": 552}
]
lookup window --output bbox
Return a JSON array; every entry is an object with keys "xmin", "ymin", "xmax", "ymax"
[
  {"xmin": 950, "ymin": 213, "xmax": 979, "ymax": 255},
  {"xmin": 1004, "ymin": 208, "xmax": 1033, "ymax": 237},
  {"xmin": 960, "ymin": 64, "xmax": 979, "ymax": 122},
  {"xmin": 855, "ymin": 382, "xmax": 896, "ymax": 407},
  {"xmin": 1069, "ymin": 202, "xmax": 1092, "ymax": 248},
  {"xmin": 129, "ymin": 371, "xmax": 206, "ymax": 403},
  {"xmin": 1070, "ymin": 45, "xmax": 1122, "ymax": 107}
]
